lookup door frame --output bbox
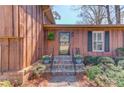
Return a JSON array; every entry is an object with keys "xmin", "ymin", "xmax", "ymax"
[{"xmin": 59, "ymin": 32, "xmax": 71, "ymax": 55}]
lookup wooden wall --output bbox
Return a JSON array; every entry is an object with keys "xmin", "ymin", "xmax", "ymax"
[
  {"xmin": 18, "ymin": 5, "xmax": 44, "ymax": 68},
  {"xmin": 45, "ymin": 28, "xmax": 124, "ymax": 57},
  {"xmin": 0, "ymin": 38, "xmax": 23, "ymax": 73},
  {"xmin": 0, "ymin": 5, "xmax": 44, "ymax": 74}
]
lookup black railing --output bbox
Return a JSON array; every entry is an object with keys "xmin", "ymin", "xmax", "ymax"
[
  {"xmin": 72, "ymin": 48, "xmax": 76, "ymax": 75},
  {"xmin": 50, "ymin": 47, "xmax": 54, "ymax": 72}
]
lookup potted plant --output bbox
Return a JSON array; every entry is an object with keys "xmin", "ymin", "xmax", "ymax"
[
  {"xmin": 74, "ymin": 54, "xmax": 83, "ymax": 64},
  {"xmin": 42, "ymin": 55, "xmax": 51, "ymax": 64},
  {"xmin": 48, "ymin": 32, "xmax": 55, "ymax": 40}
]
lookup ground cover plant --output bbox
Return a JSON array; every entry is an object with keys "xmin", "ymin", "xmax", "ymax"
[{"xmin": 86, "ymin": 56, "xmax": 124, "ymax": 87}]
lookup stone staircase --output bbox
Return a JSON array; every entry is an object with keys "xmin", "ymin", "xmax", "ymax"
[
  {"xmin": 51, "ymin": 56, "xmax": 75, "ymax": 75},
  {"xmin": 47, "ymin": 55, "xmax": 85, "ymax": 86}
]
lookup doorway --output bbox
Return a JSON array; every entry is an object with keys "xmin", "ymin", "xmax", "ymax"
[{"xmin": 59, "ymin": 32, "xmax": 70, "ymax": 55}]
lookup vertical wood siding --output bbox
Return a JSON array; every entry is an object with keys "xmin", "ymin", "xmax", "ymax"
[
  {"xmin": 0, "ymin": 5, "xmax": 44, "ymax": 74},
  {"xmin": 0, "ymin": 6, "xmax": 13, "ymax": 36},
  {"xmin": 46, "ymin": 28, "xmax": 124, "ymax": 57},
  {"xmin": 0, "ymin": 38, "xmax": 23, "ymax": 73}
]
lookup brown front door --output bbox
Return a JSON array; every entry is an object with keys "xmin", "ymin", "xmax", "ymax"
[{"xmin": 59, "ymin": 32, "xmax": 70, "ymax": 55}]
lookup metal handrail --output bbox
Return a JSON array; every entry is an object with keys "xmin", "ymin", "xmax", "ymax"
[
  {"xmin": 72, "ymin": 48, "xmax": 76, "ymax": 75},
  {"xmin": 50, "ymin": 47, "xmax": 54, "ymax": 72}
]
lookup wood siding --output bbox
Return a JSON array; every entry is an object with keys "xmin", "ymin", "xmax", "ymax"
[
  {"xmin": 0, "ymin": 5, "xmax": 44, "ymax": 74},
  {"xmin": 0, "ymin": 38, "xmax": 23, "ymax": 73},
  {"xmin": 45, "ymin": 28, "xmax": 124, "ymax": 57},
  {"xmin": 17, "ymin": 5, "xmax": 44, "ymax": 68}
]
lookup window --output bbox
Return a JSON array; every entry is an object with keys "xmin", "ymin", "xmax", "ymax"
[{"xmin": 92, "ymin": 31, "xmax": 104, "ymax": 52}]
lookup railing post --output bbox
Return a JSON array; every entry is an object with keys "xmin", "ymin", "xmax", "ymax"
[
  {"xmin": 50, "ymin": 47, "xmax": 54, "ymax": 73},
  {"xmin": 72, "ymin": 48, "xmax": 76, "ymax": 75}
]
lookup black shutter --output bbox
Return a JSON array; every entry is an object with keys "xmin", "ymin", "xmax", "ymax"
[
  {"xmin": 88, "ymin": 31, "xmax": 92, "ymax": 51},
  {"xmin": 105, "ymin": 31, "xmax": 110, "ymax": 52}
]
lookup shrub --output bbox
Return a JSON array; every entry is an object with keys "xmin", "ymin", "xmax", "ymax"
[
  {"xmin": 28, "ymin": 63, "xmax": 46, "ymax": 80},
  {"xmin": 118, "ymin": 60, "xmax": 124, "ymax": 69},
  {"xmin": 116, "ymin": 78, "xmax": 124, "ymax": 87},
  {"xmin": 84, "ymin": 56, "xmax": 100, "ymax": 65},
  {"xmin": 97, "ymin": 57, "xmax": 115, "ymax": 64},
  {"xmin": 86, "ymin": 66, "xmax": 102, "ymax": 80},
  {"xmin": 94, "ymin": 75, "xmax": 116, "ymax": 87},
  {"xmin": 87, "ymin": 62, "xmax": 124, "ymax": 87},
  {"xmin": 114, "ymin": 57, "xmax": 124, "ymax": 66},
  {"xmin": 0, "ymin": 80, "xmax": 13, "ymax": 87},
  {"xmin": 116, "ymin": 48, "xmax": 124, "ymax": 56}
]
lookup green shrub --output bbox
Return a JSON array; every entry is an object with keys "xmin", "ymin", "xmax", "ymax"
[
  {"xmin": 86, "ymin": 66, "xmax": 102, "ymax": 80},
  {"xmin": 28, "ymin": 63, "xmax": 46, "ymax": 80},
  {"xmin": 114, "ymin": 57, "xmax": 124, "ymax": 66},
  {"xmin": 94, "ymin": 75, "xmax": 116, "ymax": 87},
  {"xmin": 48, "ymin": 32, "xmax": 55, "ymax": 40},
  {"xmin": 84, "ymin": 56, "xmax": 100, "ymax": 65},
  {"xmin": 86, "ymin": 61, "xmax": 124, "ymax": 87},
  {"xmin": 0, "ymin": 80, "xmax": 13, "ymax": 87},
  {"xmin": 97, "ymin": 57, "xmax": 115, "ymax": 64},
  {"xmin": 116, "ymin": 78, "xmax": 124, "ymax": 87},
  {"xmin": 118, "ymin": 60, "xmax": 124, "ymax": 69},
  {"xmin": 116, "ymin": 48, "xmax": 124, "ymax": 56}
]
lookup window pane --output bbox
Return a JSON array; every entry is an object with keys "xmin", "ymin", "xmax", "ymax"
[
  {"xmin": 97, "ymin": 43, "xmax": 103, "ymax": 50},
  {"xmin": 98, "ymin": 33, "xmax": 102, "ymax": 41},
  {"xmin": 94, "ymin": 42, "xmax": 97, "ymax": 50},
  {"xmin": 93, "ymin": 33, "xmax": 96, "ymax": 41}
]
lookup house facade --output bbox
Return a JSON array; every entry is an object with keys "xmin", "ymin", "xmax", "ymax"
[
  {"xmin": 44, "ymin": 25, "xmax": 124, "ymax": 57},
  {"xmin": 0, "ymin": 5, "xmax": 124, "ymax": 82}
]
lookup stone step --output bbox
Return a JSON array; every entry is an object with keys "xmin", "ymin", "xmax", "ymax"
[
  {"xmin": 50, "ymin": 75, "xmax": 77, "ymax": 82},
  {"xmin": 53, "ymin": 59, "xmax": 72, "ymax": 62},
  {"xmin": 51, "ymin": 72, "xmax": 75, "ymax": 76},
  {"xmin": 48, "ymin": 81, "xmax": 79, "ymax": 87},
  {"xmin": 53, "ymin": 61, "xmax": 73, "ymax": 64},
  {"xmin": 54, "ymin": 56, "xmax": 72, "ymax": 61}
]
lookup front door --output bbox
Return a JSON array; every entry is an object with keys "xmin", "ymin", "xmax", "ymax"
[{"xmin": 59, "ymin": 32, "xmax": 70, "ymax": 55}]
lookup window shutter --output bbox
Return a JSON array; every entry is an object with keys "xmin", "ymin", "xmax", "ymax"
[
  {"xmin": 88, "ymin": 31, "xmax": 92, "ymax": 51},
  {"xmin": 105, "ymin": 31, "xmax": 110, "ymax": 52}
]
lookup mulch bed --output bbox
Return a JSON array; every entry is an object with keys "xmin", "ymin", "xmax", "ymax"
[{"xmin": 21, "ymin": 78, "xmax": 49, "ymax": 87}]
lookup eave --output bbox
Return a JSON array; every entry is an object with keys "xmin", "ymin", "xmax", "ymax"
[{"xmin": 44, "ymin": 24, "xmax": 124, "ymax": 30}]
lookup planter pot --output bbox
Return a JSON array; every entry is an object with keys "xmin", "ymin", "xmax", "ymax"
[
  {"xmin": 43, "ymin": 60, "xmax": 50, "ymax": 64},
  {"xmin": 75, "ymin": 58, "xmax": 82, "ymax": 64}
]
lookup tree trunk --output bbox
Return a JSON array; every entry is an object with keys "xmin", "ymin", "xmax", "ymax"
[
  {"xmin": 106, "ymin": 5, "xmax": 112, "ymax": 24},
  {"xmin": 115, "ymin": 5, "xmax": 121, "ymax": 24}
]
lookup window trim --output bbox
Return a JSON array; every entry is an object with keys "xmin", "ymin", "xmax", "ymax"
[{"xmin": 92, "ymin": 31, "xmax": 104, "ymax": 52}]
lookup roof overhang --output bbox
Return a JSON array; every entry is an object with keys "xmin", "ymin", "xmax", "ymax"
[{"xmin": 44, "ymin": 24, "xmax": 124, "ymax": 30}]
